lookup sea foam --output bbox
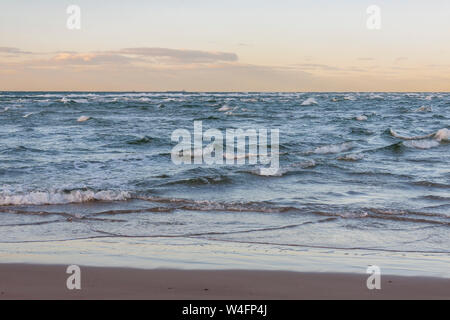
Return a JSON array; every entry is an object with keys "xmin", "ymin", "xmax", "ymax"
[
  {"xmin": 390, "ymin": 128, "xmax": 448, "ymax": 142},
  {"xmin": 313, "ymin": 142, "xmax": 353, "ymax": 154},
  {"xmin": 0, "ymin": 190, "xmax": 132, "ymax": 206},
  {"xmin": 77, "ymin": 116, "xmax": 91, "ymax": 122},
  {"xmin": 301, "ymin": 98, "xmax": 318, "ymax": 106},
  {"xmin": 404, "ymin": 140, "xmax": 440, "ymax": 149}
]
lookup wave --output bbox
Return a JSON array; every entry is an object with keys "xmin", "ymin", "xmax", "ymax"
[
  {"xmin": 415, "ymin": 105, "xmax": 432, "ymax": 112},
  {"xmin": 390, "ymin": 128, "xmax": 449, "ymax": 142},
  {"xmin": 344, "ymin": 94, "xmax": 357, "ymax": 101},
  {"xmin": 337, "ymin": 153, "xmax": 364, "ymax": 161},
  {"xmin": 247, "ymin": 167, "xmax": 286, "ymax": 177},
  {"xmin": 218, "ymin": 105, "xmax": 232, "ymax": 112},
  {"xmin": 77, "ymin": 116, "xmax": 91, "ymax": 122},
  {"xmin": 412, "ymin": 181, "xmax": 450, "ymax": 189},
  {"xmin": 312, "ymin": 142, "xmax": 353, "ymax": 154},
  {"xmin": 355, "ymin": 115, "xmax": 368, "ymax": 121},
  {"xmin": 0, "ymin": 190, "xmax": 132, "ymax": 206},
  {"xmin": 162, "ymin": 175, "xmax": 232, "ymax": 186},
  {"xmin": 3, "ymin": 192, "xmax": 448, "ymax": 228},
  {"xmin": 403, "ymin": 140, "xmax": 440, "ymax": 149},
  {"xmin": 301, "ymin": 97, "xmax": 318, "ymax": 106},
  {"xmin": 420, "ymin": 195, "xmax": 450, "ymax": 201},
  {"xmin": 127, "ymin": 135, "xmax": 156, "ymax": 145}
]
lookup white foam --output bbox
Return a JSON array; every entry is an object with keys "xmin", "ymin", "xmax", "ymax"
[
  {"xmin": 77, "ymin": 116, "xmax": 91, "ymax": 122},
  {"xmin": 301, "ymin": 97, "xmax": 318, "ymax": 106},
  {"xmin": 434, "ymin": 128, "xmax": 449, "ymax": 142},
  {"xmin": 292, "ymin": 160, "xmax": 317, "ymax": 168},
  {"xmin": 337, "ymin": 153, "xmax": 364, "ymax": 161},
  {"xmin": 390, "ymin": 128, "xmax": 448, "ymax": 141},
  {"xmin": 390, "ymin": 128, "xmax": 434, "ymax": 141},
  {"xmin": 415, "ymin": 105, "xmax": 432, "ymax": 112},
  {"xmin": 23, "ymin": 113, "xmax": 34, "ymax": 118},
  {"xmin": 218, "ymin": 105, "xmax": 231, "ymax": 112},
  {"xmin": 313, "ymin": 142, "xmax": 353, "ymax": 154},
  {"xmin": 356, "ymin": 115, "xmax": 368, "ymax": 121},
  {"xmin": 344, "ymin": 95, "xmax": 356, "ymax": 101},
  {"xmin": 0, "ymin": 190, "xmax": 132, "ymax": 206},
  {"xmin": 368, "ymin": 94, "xmax": 383, "ymax": 100},
  {"xmin": 253, "ymin": 167, "xmax": 285, "ymax": 176},
  {"xmin": 404, "ymin": 140, "xmax": 440, "ymax": 150}
]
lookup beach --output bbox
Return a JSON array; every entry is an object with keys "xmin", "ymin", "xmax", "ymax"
[{"xmin": 1, "ymin": 264, "xmax": 449, "ymax": 300}]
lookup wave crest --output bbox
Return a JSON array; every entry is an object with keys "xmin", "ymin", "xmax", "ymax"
[{"xmin": 0, "ymin": 190, "xmax": 132, "ymax": 206}]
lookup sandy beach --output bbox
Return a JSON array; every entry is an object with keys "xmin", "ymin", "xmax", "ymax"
[{"xmin": 0, "ymin": 264, "xmax": 448, "ymax": 300}]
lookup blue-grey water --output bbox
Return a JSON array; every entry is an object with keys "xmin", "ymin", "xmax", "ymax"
[{"xmin": 0, "ymin": 92, "xmax": 449, "ymax": 275}]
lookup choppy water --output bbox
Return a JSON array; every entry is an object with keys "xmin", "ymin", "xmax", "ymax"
[{"xmin": 0, "ymin": 92, "xmax": 449, "ymax": 267}]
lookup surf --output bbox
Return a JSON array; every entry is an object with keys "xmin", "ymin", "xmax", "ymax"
[{"xmin": 390, "ymin": 128, "xmax": 449, "ymax": 142}]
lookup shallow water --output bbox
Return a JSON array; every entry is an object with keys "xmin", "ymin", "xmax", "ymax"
[{"xmin": 0, "ymin": 92, "xmax": 449, "ymax": 275}]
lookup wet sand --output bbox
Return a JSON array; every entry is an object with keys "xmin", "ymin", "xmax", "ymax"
[{"xmin": 0, "ymin": 264, "xmax": 449, "ymax": 300}]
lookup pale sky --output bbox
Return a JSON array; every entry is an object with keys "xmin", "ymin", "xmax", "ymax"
[{"xmin": 1, "ymin": 0, "xmax": 450, "ymax": 91}]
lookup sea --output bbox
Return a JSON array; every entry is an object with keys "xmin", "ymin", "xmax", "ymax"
[{"xmin": 0, "ymin": 92, "xmax": 448, "ymax": 277}]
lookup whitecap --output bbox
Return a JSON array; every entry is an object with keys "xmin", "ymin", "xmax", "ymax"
[
  {"xmin": 313, "ymin": 142, "xmax": 353, "ymax": 154},
  {"xmin": 301, "ymin": 97, "xmax": 318, "ymax": 106},
  {"xmin": 415, "ymin": 105, "xmax": 432, "ymax": 112},
  {"xmin": 77, "ymin": 116, "xmax": 91, "ymax": 122},
  {"xmin": 390, "ymin": 128, "xmax": 448, "ymax": 141},
  {"xmin": 292, "ymin": 160, "xmax": 317, "ymax": 168},
  {"xmin": 0, "ymin": 190, "xmax": 132, "ymax": 206},
  {"xmin": 344, "ymin": 95, "xmax": 356, "ymax": 101},
  {"xmin": 337, "ymin": 153, "xmax": 364, "ymax": 161},
  {"xmin": 435, "ymin": 128, "xmax": 449, "ymax": 141},
  {"xmin": 356, "ymin": 115, "xmax": 368, "ymax": 121},
  {"xmin": 251, "ymin": 167, "xmax": 285, "ymax": 177},
  {"xmin": 218, "ymin": 105, "xmax": 231, "ymax": 112},
  {"xmin": 404, "ymin": 140, "xmax": 440, "ymax": 149}
]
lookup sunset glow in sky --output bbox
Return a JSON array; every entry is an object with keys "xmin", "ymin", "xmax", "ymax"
[{"xmin": 1, "ymin": 0, "xmax": 450, "ymax": 91}]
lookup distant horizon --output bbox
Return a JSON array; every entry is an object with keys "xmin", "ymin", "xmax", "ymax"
[{"xmin": 2, "ymin": 90, "xmax": 450, "ymax": 93}]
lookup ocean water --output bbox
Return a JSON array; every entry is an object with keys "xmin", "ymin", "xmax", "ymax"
[{"xmin": 0, "ymin": 92, "xmax": 449, "ymax": 275}]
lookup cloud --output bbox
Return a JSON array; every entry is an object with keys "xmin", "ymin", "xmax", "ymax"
[
  {"xmin": 0, "ymin": 47, "xmax": 239, "ymax": 70},
  {"xmin": 0, "ymin": 47, "xmax": 32, "ymax": 55},
  {"xmin": 394, "ymin": 57, "xmax": 408, "ymax": 64},
  {"xmin": 294, "ymin": 63, "xmax": 340, "ymax": 71},
  {"xmin": 118, "ymin": 47, "xmax": 238, "ymax": 63},
  {"xmin": 50, "ymin": 53, "xmax": 135, "ymax": 65},
  {"xmin": 2, "ymin": 47, "xmax": 239, "ymax": 67}
]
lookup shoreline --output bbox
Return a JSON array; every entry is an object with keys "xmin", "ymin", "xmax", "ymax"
[{"xmin": 0, "ymin": 264, "xmax": 449, "ymax": 300}]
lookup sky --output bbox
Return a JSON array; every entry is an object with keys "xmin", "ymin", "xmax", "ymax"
[{"xmin": 1, "ymin": 0, "xmax": 449, "ymax": 91}]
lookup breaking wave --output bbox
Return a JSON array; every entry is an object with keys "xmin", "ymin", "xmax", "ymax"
[
  {"xmin": 390, "ymin": 128, "xmax": 449, "ymax": 142},
  {"xmin": 301, "ymin": 97, "xmax": 318, "ymax": 106},
  {"xmin": 404, "ymin": 140, "xmax": 440, "ymax": 149},
  {"xmin": 0, "ymin": 190, "xmax": 132, "ymax": 206},
  {"xmin": 312, "ymin": 142, "xmax": 353, "ymax": 154}
]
